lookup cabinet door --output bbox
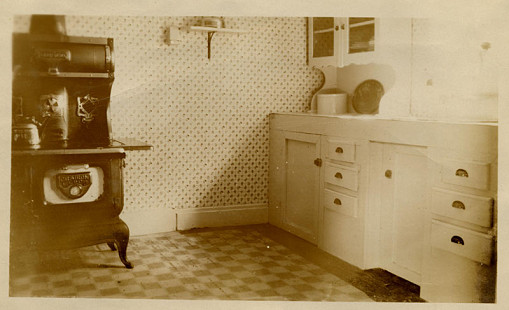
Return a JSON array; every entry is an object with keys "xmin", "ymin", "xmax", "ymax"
[
  {"xmin": 308, "ymin": 17, "xmax": 378, "ymax": 68},
  {"xmin": 308, "ymin": 17, "xmax": 341, "ymax": 67},
  {"xmin": 342, "ymin": 17, "xmax": 378, "ymax": 66},
  {"xmin": 282, "ymin": 131, "xmax": 321, "ymax": 244},
  {"xmin": 379, "ymin": 143, "xmax": 429, "ymax": 285}
]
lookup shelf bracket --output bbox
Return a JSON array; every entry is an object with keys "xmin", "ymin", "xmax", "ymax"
[
  {"xmin": 207, "ymin": 31, "xmax": 216, "ymax": 60},
  {"xmin": 185, "ymin": 26, "xmax": 247, "ymax": 60}
]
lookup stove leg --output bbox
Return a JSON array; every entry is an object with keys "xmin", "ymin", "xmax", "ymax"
[
  {"xmin": 107, "ymin": 242, "xmax": 116, "ymax": 251},
  {"xmin": 113, "ymin": 220, "xmax": 133, "ymax": 269}
]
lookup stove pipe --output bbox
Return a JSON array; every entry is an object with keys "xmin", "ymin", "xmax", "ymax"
[{"xmin": 29, "ymin": 15, "xmax": 67, "ymax": 35}]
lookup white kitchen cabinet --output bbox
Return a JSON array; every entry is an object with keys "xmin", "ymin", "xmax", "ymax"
[
  {"xmin": 308, "ymin": 17, "xmax": 378, "ymax": 68},
  {"xmin": 375, "ymin": 143, "xmax": 430, "ymax": 285},
  {"xmin": 268, "ymin": 126, "xmax": 368, "ymax": 264},
  {"xmin": 269, "ymin": 113, "xmax": 497, "ymax": 303},
  {"xmin": 268, "ymin": 130, "xmax": 321, "ymax": 244},
  {"xmin": 420, "ymin": 148, "xmax": 497, "ymax": 302},
  {"xmin": 319, "ymin": 136, "xmax": 369, "ymax": 268}
]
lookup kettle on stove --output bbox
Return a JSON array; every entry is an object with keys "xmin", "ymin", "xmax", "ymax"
[{"xmin": 12, "ymin": 117, "xmax": 41, "ymax": 148}]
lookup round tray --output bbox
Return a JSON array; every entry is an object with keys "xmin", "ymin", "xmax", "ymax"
[{"xmin": 352, "ymin": 79, "xmax": 384, "ymax": 114}]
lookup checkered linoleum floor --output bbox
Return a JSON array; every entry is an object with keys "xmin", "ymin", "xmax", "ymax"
[{"xmin": 9, "ymin": 227, "xmax": 373, "ymax": 301}]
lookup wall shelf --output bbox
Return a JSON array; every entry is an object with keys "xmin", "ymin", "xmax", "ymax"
[
  {"xmin": 186, "ymin": 26, "xmax": 247, "ymax": 34},
  {"xmin": 185, "ymin": 26, "xmax": 248, "ymax": 59}
]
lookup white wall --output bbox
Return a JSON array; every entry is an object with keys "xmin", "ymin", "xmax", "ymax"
[
  {"xmin": 335, "ymin": 17, "xmax": 506, "ymax": 122},
  {"xmin": 411, "ymin": 18, "xmax": 500, "ymax": 121}
]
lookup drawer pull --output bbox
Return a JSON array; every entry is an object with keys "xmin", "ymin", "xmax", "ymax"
[
  {"xmin": 333, "ymin": 198, "xmax": 342, "ymax": 205},
  {"xmin": 455, "ymin": 169, "xmax": 469, "ymax": 178},
  {"xmin": 452, "ymin": 200, "xmax": 466, "ymax": 210},
  {"xmin": 335, "ymin": 147, "xmax": 344, "ymax": 154},
  {"xmin": 334, "ymin": 172, "xmax": 343, "ymax": 179},
  {"xmin": 451, "ymin": 235, "xmax": 464, "ymax": 245}
]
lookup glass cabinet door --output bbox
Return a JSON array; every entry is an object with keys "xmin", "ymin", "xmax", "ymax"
[
  {"xmin": 347, "ymin": 18, "xmax": 375, "ymax": 54},
  {"xmin": 312, "ymin": 17, "xmax": 335, "ymax": 57},
  {"xmin": 342, "ymin": 17, "xmax": 377, "ymax": 66},
  {"xmin": 308, "ymin": 17, "xmax": 341, "ymax": 67},
  {"xmin": 308, "ymin": 17, "xmax": 377, "ymax": 68}
]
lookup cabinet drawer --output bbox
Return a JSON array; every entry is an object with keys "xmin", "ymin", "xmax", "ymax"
[
  {"xmin": 326, "ymin": 139, "xmax": 356, "ymax": 163},
  {"xmin": 324, "ymin": 163, "xmax": 358, "ymax": 191},
  {"xmin": 440, "ymin": 159, "xmax": 490, "ymax": 190},
  {"xmin": 323, "ymin": 189, "xmax": 358, "ymax": 218},
  {"xmin": 431, "ymin": 220, "xmax": 493, "ymax": 265},
  {"xmin": 432, "ymin": 188, "xmax": 493, "ymax": 228}
]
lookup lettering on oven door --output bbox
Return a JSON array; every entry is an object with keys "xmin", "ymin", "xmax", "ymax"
[{"xmin": 56, "ymin": 172, "xmax": 92, "ymax": 199}]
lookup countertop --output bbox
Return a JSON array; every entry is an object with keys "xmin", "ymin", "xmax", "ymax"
[
  {"xmin": 271, "ymin": 112, "xmax": 499, "ymax": 127},
  {"xmin": 270, "ymin": 112, "xmax": 498, "ymax": 154}
]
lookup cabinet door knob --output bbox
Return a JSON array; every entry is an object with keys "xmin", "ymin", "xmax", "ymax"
[
  {"xmin": 452, "ymin": 200, "xmax": 466, "ymax": 210},
  {"xmin": 335, "ymin": 147, "xmax": 343, "ymax": 154},
  {"xmin": 335, "ymin": 25, "xmax": 339, "ymax": 31},
  {"xmin": 334, "ymin": 198, "xmax": 342, "ymax": 205},
  {"xmin": 314, "ymin": 158, "xmax": 322, "ymax": 167},
  {"xmin": 385, "ymin": 170, "xmax": 392, "ymax": 178},
  {"xmin": 335, "ymin": 172, "xmax": 343, "ymax": 179}
]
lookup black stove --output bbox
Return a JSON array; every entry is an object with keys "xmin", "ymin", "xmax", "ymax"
[{"xmin": 10, "ymin": 15, "xmax": 150, "ymax": 269}]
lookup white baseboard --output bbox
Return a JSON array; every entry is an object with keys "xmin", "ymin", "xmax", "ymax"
[
  {"xmin": 176, "ymin": 204, "xmax": 268, "ymax": 231},
  {"xmin": 120, "ymin": 204, "xmax": 269, "ymax": 236},
  {"xmin": 120, "ymin": 208, "xmax": 176, "ymax": 236}
]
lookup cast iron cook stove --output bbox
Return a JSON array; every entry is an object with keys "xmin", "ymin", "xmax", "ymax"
[{"xmin": 10, "ymin": 16, "xmax": 150, "ymax": 269}]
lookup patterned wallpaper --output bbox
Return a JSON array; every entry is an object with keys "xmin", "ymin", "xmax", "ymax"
[{"xmin": 13, "ymin": 16, "xmax": 323, "ymax": 212}]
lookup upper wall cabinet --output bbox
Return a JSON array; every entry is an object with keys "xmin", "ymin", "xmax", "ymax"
[{"xmin": 308, "ymin": 17, "xmax": 378, "ymax": 68}]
